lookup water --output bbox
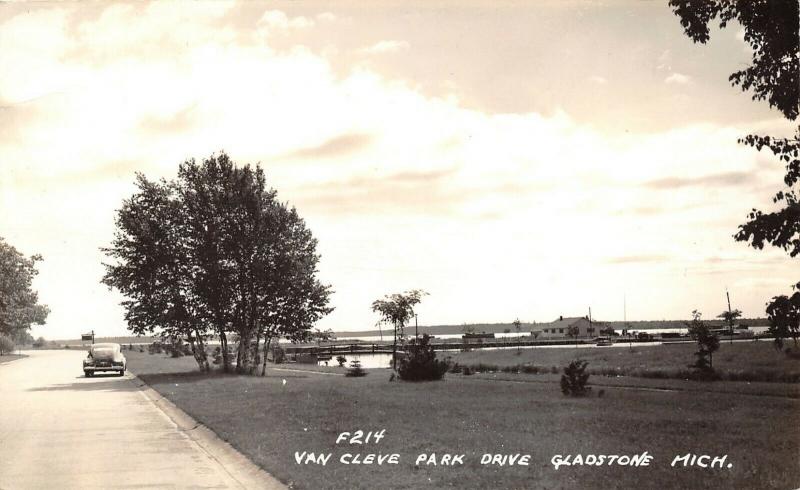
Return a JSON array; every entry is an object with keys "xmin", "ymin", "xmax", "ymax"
[{"xmin": 315, "ymin": 341, "xmax": 670, "ymax": 368}]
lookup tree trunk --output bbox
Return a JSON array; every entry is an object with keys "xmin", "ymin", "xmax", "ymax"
[
  {"xmin": 220, "ymin": 331, "xmax": 230, "ymax": 373},
  {"xmin": 261, "ymin": 335, "xmax": 272, "ymax": 376},
  {"xmin": 392, "ymin": 322, "xmax": 397, "ymax": 372},
  {"xmin": 192, "ymin": 328, "xmax": 210, "ymax": 372},
  {"xmin": 236, "ymin": 329, "xmax": 254, "ymax": 374},
  {"xmin": 250, "ymin": 332, "xmax": 261, "ymax": 375}
]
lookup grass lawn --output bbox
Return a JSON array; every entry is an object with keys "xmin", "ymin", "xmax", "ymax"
[
  {"xmin": 0, "ymin": 354, "xmax": 26, "ymax": 365},
  {"xmin": 446, "ymin": 341, "xmax": 800, "ymax": 382},
  {"xmin": 127, "ymin": 350, "xmax": 800, "ymax": 490}
]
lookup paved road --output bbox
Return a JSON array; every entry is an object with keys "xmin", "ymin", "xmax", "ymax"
[{"xmin": 0, "ymin": 349, "xmax": 272, "ymax": 489}]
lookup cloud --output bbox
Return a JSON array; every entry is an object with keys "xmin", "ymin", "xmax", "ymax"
[
  {"xmin": 644, "ymin": 171, "xmax": 752, "ymax": 189},
  {"xmin": 284, "ymin": 133, "xmax": 373, "ymax": 160},
  {"xmin": 664, "ymin": 73, "xmax": 691, "ymax": 85},
  {"xmin": 258, "ymin": 10, "xmax": 314, "ymax": 31},
  {"xmin": 0, "ymin": 4, "xmax": 788, "ymax": 339},
  {"xmin": 607, "ymin": 255, "xmax": 670, "ymax": 264},
  {"xmin": 588, "ymin": 75, "xmax": 607, "ymax": 85},
  {"xmin": 138, "ymin": 104, "xmax": 198, "ymax": 135},
  {"xmin": 357, "ymin": 40, "xmax": 410, "ymax": 55},
  {"xmin": 296, "ymin": 168, "xmax": 459, "ymax": 215}
]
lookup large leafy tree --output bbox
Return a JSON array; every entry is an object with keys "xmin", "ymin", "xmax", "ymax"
[
  {"xmin": 669, "ymin": 1, "xmax": 799, "ymax": 334},
  {"xmin": 103, "ymin": 153, "xmax": 332, "ymax": 373},
  {"xmin": 0, "ymin": 237, "xmax": 49, "ymax": 339},
  {"xmin": 101, "ymin": 176, "xmax": 211, "ymax": 370}
]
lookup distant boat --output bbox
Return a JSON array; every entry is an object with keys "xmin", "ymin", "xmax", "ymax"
[{"xmin": 462, "ymin": 332, "xmax": 495, "ymax": 339}]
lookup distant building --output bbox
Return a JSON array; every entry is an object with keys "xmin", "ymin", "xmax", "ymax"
[{"xmin": 539, "ymin": 316, "xmax": 596, "ymax": 338}]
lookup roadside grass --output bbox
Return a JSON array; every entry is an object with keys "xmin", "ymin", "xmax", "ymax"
[
  {"xmin": 127, "ymin": 351, "xmax": 800, "ymax": 490},
  {"xmin": 444, "ymin": 341, "xmax": 800, "ymax": 383},
  {"xmin": 0, "ymin": 354, "xmax": 26, "ymax": 365}
]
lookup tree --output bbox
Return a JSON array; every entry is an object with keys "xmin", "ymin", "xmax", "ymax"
[
  {"xmin": 670, "ymin": 2, "xmax": 800, "ymax": 337},
  {"xmin": 717, "ymin": 307, "xmax": 742, "ymax": 343},
  {"xmin": 669, "ymin": 1, "xmax": 798, "ymax": 120},
  {"xmin": 560, "ymin": 360, "xmax": 590, "ymax": 396},
  {"xmin": 686, "ymin": 310, "xmax": 720, "ymax": 376},
  {"xmin": 567, "ymin": 324, "xmax": 580, "ymax": 348},
  {"xmin": 513, "ymin": 318, "xmax": 522, "ymax": 353},
  {"xmin": 371, "ymin": 290, "xmax": 427, "ymax": 372},
  {"xmin": 103, "ymin": 153, "xmax": 332, "ymax": 374},
  {"xmin": 765, "ymin": 292, "xmax": 800, "ymax": 350},
  {"xmin": 599, "ymin": 325, "xmax": 616, "ymax": 337},
  {"xmin": 0, "ymin": 334, "xmax": 15, "ymax": 356},
  {"xmin": 0, "ymin": 237, "xmax": 49, "ymax": 340}
]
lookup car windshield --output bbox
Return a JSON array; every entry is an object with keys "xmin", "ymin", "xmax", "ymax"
[{"xmin": 90, "ymin": 343, "xmax": 119, "ymax": 357}]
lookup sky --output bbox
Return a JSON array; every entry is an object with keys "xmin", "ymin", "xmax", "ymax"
[{"xmin": 1, "ymin": 1, "xmax": 795, "ymax": 340}]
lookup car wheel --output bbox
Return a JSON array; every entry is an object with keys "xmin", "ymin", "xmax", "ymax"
[{"xmin": 85, "ymin": 371, "xmax": 92, "ymax": 377}]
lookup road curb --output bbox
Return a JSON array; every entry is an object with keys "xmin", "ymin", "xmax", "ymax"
[{"xmin": 127, "ymin": 373, "xmax": 287, "ymax": 490}]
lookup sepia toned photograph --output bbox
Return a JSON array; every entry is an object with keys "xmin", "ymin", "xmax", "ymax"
[{"xmin": 0, "ymin": 1, "xmax": 798, "ymax": 489}]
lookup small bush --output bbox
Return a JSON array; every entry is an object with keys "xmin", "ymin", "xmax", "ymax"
[
  {"xmin": 138, "ymin": 345, "xmax": 144, "ymax": 353},
  {"xmin": 148, "ymin": 341, "xmax": 163, "ymax": 355},
  {"xmin": 271, "ymin": 345, "xmax": 286, "ymax": 364},
  {"xmin": 449, "ymin": 362, "xmax": 463, "ymax": 374},
  {"xmin": 561, "ymin": 360, "xmax": 591, "ymax": 396},
  {"xmin": 396, "ymin": 334, "xmax": 448, "ymax": 381},
  {"xmin": 346, "ymin": 359, "xmax": 367, "ymax": 377},
  {"xmin": 336, "ymin": 355, "xmax": 347, "ymax": 367},
  {"xmin": 784, "ymin": 347, "xmax": 800, "ymax": 360},
  {"xmin": 462, "ymin": 366, "xmax": 473, "ymax": 375}
]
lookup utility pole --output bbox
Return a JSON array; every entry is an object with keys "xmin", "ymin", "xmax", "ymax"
[
  {"xmin": 415, "ymin": 314, "xmax": 418, "ymax": 340},
  {"xmin": 625, "ymin": 294, "xmax": 631, "ymax": 352},
  {"xmin": 726, "ymin": 290, "xmax": 734, "ymax": 345}
]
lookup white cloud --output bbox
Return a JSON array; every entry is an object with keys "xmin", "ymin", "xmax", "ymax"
[
  {"xmin": 258, "ymin": 10, "xmax": 314, "ymax": 31},
  {"xmin": 0, "ymin": 5, "xmax": 788, "ymax": 339},
  {"xmin": 664, "ymin": 72, "xmax": 691, "ymax": 85},
  {"xmin": 589, "ymin": 75, "xmax": 607, "ymax": 84},
  {"xmin": 316, "ymin": 12, "xmax": 337, "ymax": 23},
  {"xmin": 356, "ymin": 40, "xmax": 410, "ymax": 55}
]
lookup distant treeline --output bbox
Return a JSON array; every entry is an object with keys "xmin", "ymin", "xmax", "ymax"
[{"xmin": 338, "ymin": 318, "xmax": 769, "ymax": 338}]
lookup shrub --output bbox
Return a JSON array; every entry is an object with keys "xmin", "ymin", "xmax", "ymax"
[
  {"xmin": 271, "ymin": 345, "xmax": 286, "ymax": 364},
  {"xmin": 33, "ymin": 336, "xmax": 45, "ymax": 348},
  {"xmin": 0, "ymin": 334, "xmax": 15, "ymax": 355},
  {"xmin": 212, "ymin": 346, "xmax": 223, "ymax": 364},
  {"xmin": 148, "ymin": 341, "xmax": 163, "ymax": 354},
  {"xmin": 138, "ymin": 345, "xmax": 144, "ymax": 353},
  {"xmin": 336, "ymin": 355, "xmax": 347, "ymax": 367},
  {"xmin": 561, "ymin": 360, "xmax": 591, "ymax": 396},
  {"xmin": 346, "ymin": 359, "xmax": 367, "ymax": 377},
  {"xmin": 785, "ymin": 347, "xmax": 800, "ymax": 360},
  {"xmin": 396, "ymin": 334, "xmax": 448, "ymax": 381},
  {"xmin": 162, "ymin": 338, "xmax": 186, "ymax": 358},
  {"xmin": 462, "ymin": 366, "xmax": 473, "ymax": 375}
]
